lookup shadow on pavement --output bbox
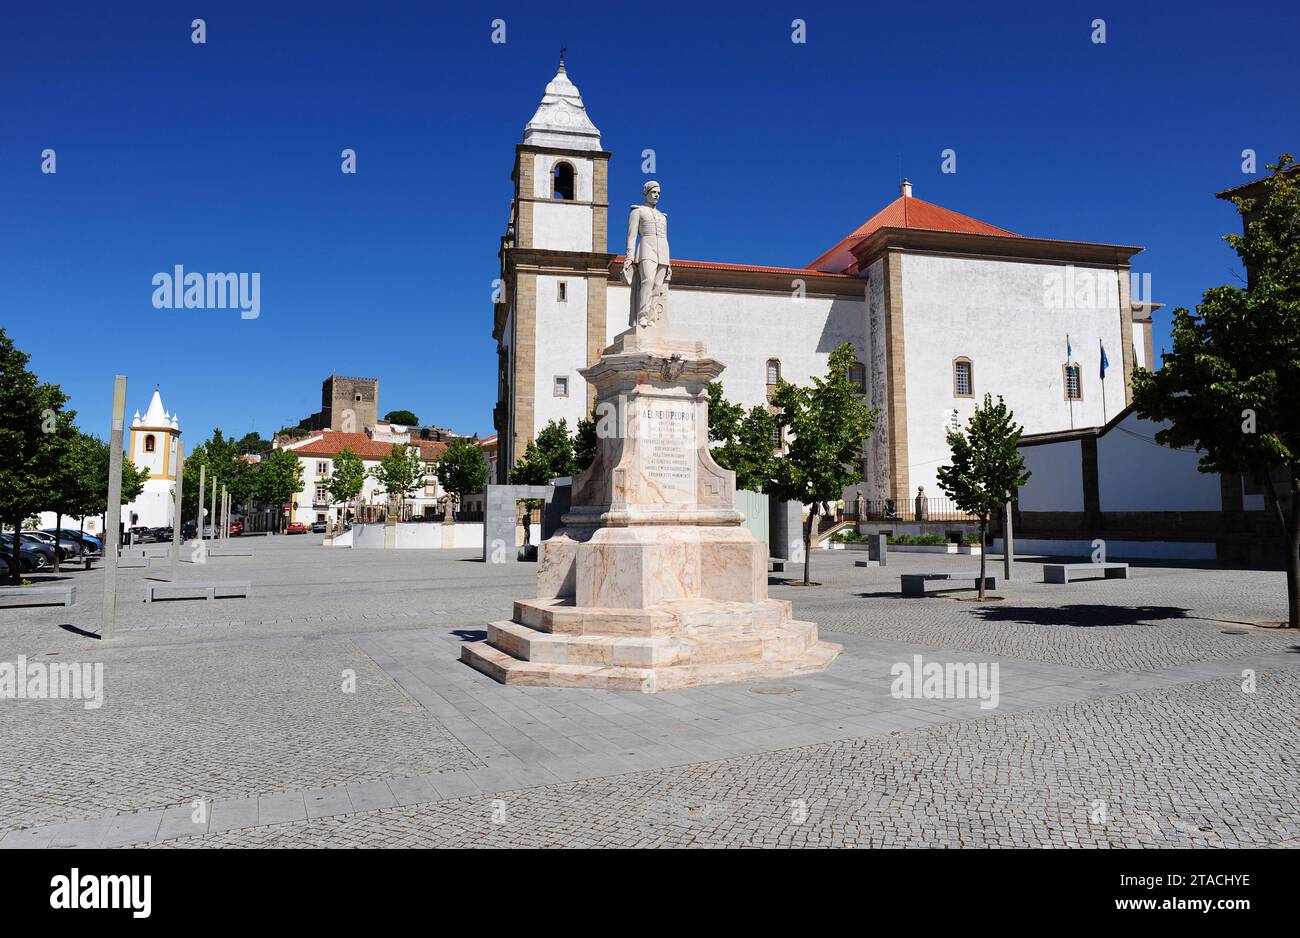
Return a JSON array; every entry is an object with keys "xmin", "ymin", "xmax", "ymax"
[{"xmin": 969, "ymin": 604, "xmax": 1193, "ymax": 628}]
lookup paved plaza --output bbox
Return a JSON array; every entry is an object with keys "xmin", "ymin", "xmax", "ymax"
[{"xmin": 1, "ymin": 537, "xmax": 1297, "ymax": 848}]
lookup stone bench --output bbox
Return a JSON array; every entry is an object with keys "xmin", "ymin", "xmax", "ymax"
[
  {"xmin": 0, "ymin": 585, "xmax": 77, "ymax": 607},
  {"xmin": 1043, "ymin": 562, "xmax": 1129, "ymax": 584},
  {"xmin": 768, "ymin": 557, "xmax": 786, "ymax": 573},
  {"xmin": 117, "ymin": 556, "xmax": 150, "ymax": 569},
  {"xmin": 901, "ymin": 572, "xmax": 997, "ymax": 597},
  {"xmin": 145, "ymin": 580, "xmax": 251, "ymax": 603}
]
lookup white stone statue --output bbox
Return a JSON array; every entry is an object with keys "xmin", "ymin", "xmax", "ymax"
[{"xmin": 623, "ymin": 180, "xmax": 672, "ymax": 329}]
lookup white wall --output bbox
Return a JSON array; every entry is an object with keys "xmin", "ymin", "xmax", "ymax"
[
  {"xmin": 534, "ymin": 274, "xmax": 592, "ymax": 432},
  {"xmin": 605, "ymin": 282, "xmax": 866, "ymax": 414},
  {"xmin": 902, "ymin": 254, "xmax": 1127, "ymax": 497},
  {"xmin": 531, "ymin": 153, "xmax": 593, "ymax": 252},
  {"xmin": 1017, "ymin": 440, "xmax": 1084, "ymax": 512},
  {"xmin": 1097, "ymin": 412, "xmax": 1220, "ymax": 511}
]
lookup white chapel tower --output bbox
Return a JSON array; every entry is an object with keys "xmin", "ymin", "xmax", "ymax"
[{"xmin": 122, "ymin": 388, "xmax": 181, "ymax": 529}]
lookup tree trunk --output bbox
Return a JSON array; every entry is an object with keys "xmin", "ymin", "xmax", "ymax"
[
  {"xmin": 803, "ymin": 502, "xmax": 817, "ymax": 585},
  {"xmin": 53, "ymin": 512, "xmax": 62, "ymax": 573},
  {"xmin": 1263, "ymin": 472, "xmax": 1299, "ymax": 628},
  {"xmin": 978, "ymin": 518, "xmax": 988, "ymax": 600},
  {"xmin": 1288, "ymin": 474, "xmax": 1300, "ymax": 628}
]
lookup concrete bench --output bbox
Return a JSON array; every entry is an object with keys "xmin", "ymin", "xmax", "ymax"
[
  {"xmin": 145, "ymin": 580, "xmax": 251, "ymax": 603},
  {"xmin": 117, "ymin": 556, "xmax": 150, "ymax": 569},
  {"xmin": 0, "ymin": 585, "xmax": 77, "ymax": 607},
  {"xmin": 901, "ymin": 572, "xmax": 997, "ymax": 597},
  {"xmin": 768, "ymin": 557, "xmax": 786, "ymax": 573},
  {"xmin": 123, "ymin": 544, "xmax": 170, "ymax": 557},
  {"xmin": 854, "ymin": 559, "xmax": 881, "ymax": 568},
  {"xmin": 1044, "ymin": 562, "xmax": 1129, "ymax": 584}
]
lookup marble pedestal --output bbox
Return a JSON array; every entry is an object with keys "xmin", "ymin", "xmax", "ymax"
[{"xmin": 461, "ymin": 328, "xmax": 840, "ymax": 692}]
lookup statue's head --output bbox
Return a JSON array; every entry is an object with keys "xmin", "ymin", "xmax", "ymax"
[{"xmin": 643, "ymin": 180, "xmax": 661, "ymax": 206}]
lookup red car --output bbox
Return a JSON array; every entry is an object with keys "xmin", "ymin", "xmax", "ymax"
[
  {"xmin": 228, "ymin": 519, "xmax": 244, "ymax": 536},
  {"xmin": 286, "ymin": 522, "xmax": 307, "ymax": 535}
]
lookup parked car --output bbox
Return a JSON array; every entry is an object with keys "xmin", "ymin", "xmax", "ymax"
[
  {"xmin": 151, "ymin": 527, "xmax": 174, "ymax": 542},
  {"xmin": 46, "ymin": 528, "xmax": 102, "ymax": 553},
  {"xmin": 0, "ymin": 554, "xmax": 9, "ymax": 577},
  {"xmin": 24, "ymin": 531, "xmax": 82, "ymax": 561},
  {"xmin": 286, "ymin": 522, "xmax": 307, "ymax": 535},
  {"xmin": 311, "ymin": 521, "xmax": 328, "ymax": 534},
  {"xmin": 126, "ymin": 526, "xmax": 157, "ymax": 543},
  {"xmin": 228, "ymin": 519, "xmax": 244, "ymax": 536},
  {"xmin": 181, "ymin": 521, "xmax": 197, "ymax": 540},
  {"xmin": 0, "ymin": 534, "xmax": 52, "ymax": 572}
]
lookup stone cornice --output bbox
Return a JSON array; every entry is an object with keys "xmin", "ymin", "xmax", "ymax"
[{"xmin": 852, "ymin": 228, "xmax": 1144, "ymax": 270}]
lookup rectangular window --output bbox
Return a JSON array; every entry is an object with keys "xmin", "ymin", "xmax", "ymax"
[
  {"xmin": 954, "ymin": 360, "xmax": 973, "ymax": 397},
  {"xmin": 554, "ymin": 375, "xmax": 569, "ymax": 397},
  {"xmin": 316, "ymin": 461, "xmax": 328, "ymax": 475},
  {"xmin": 558, "ymin": 281, "xmax": 568, "ymax": 302},
  {"xmin": 315, "ymin": 485, "xmax": 328, "ymax": 502},
  {"xmin": 1064, "ymin": 364, "xmax": 1082, "ymax": 400}
]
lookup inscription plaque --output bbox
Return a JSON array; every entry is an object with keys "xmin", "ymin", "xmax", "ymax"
[{"xmin": 638, "ymin": 404, "xmax": 697, "ymax": 504}]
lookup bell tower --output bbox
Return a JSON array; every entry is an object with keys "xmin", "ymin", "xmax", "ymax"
[{"xmin": 495, "ymin": 55, "xmax": 614, "ymax": 478}]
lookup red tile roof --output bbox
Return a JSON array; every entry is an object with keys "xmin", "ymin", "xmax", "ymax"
[
  {"xmin": 808, "ymin": 195, "xmax": 1022, "ymax": 272},
  {"xmin": 284, "ymin": 431, "xmax": 447, "ymax": 461}
]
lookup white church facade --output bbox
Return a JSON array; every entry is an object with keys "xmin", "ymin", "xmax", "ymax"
[{"xmin": 492, "ymin": 61, "xmax": 1155, "ymax": 506}]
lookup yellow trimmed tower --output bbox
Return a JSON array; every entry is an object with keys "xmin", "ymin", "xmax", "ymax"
[{"xmin": 123, "ymin": 388, "xmax": 181, "ymax": 529}]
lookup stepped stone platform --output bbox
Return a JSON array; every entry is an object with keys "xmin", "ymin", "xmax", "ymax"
[
  {"xmin": 461, "ymin": 597, "xmax": 840, "ymax": 692},
  {"xmin": 460, "ymin": 318, "xmax": 841, "ymax": 691}
]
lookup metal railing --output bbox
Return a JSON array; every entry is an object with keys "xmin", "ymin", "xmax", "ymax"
[{"xmin": 847, "ymin": 497, "xmax": 978, "ymax": 524}]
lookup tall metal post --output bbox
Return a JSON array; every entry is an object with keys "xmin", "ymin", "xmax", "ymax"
[
  {"xmin": 210, "ymin": 479, "xmax": 217, "ymax": 544},
  {"xmin": 1003, "ymin": 500, "xmax": 1014, "ymax": 582},
  {"xmin": 170, "ymin": 441, "xmax": 184, "ymax": 581},
  {"xmin": 101, "ymin": 376, "xmax": 127, "ymax": 640}
]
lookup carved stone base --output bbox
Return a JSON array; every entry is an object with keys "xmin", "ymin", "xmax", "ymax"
[{"xmin": 460, "ymin": 596, "xmax": 842, "ymax": 692}]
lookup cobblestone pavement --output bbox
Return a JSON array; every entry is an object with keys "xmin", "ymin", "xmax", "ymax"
[
  {"xmin": 0, "ymin": 635, "xmax": 481, "ymax": 833},
  {"xmin": 145, "ymin": 671, "xmax": 1300, "ymax": 848},
  {"xmin": 2, "ymin": 538, "xmax": 1297, "ymax": 848}
]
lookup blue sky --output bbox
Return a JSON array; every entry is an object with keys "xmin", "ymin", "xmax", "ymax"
[{"xmin": 2, "ymin": 1, "xmax": 1295, "ymax": 444}]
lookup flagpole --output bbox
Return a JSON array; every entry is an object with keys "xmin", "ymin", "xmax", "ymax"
[{"xmin": 1100, "ymin": 338, "xmax": 1108, "ymax": 423}]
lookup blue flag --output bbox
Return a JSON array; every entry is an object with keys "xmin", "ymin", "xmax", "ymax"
[{"xmin": 1099, "ymin": 341, "xmax": 1109, "ymax": 379}]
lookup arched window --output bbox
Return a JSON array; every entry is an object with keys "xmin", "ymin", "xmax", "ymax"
[
  {"xmin": 144, "ymin": 434, "xmax": 156, "ymax": 453},
  {"xmin": 552, "ymin": 161, "xmax": 575, "ymax": 200},
  {"xmin": 766, "ymin": 359, "xmax": 781, "ymax": 401},
  {"xmin": 952, "ymin": 358, "xmax": 973, "ymax": 398}
]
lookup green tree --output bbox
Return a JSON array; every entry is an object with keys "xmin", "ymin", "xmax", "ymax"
[
  {"xmin": 327, "ymin": 449, "xmax": 366, "ymax": 524},
  {"xmin": 436, "ymin": 437, "xmax": 489, "ymax": 517},
  {"xmin": 259, "ymin": 447, "xmax": 304, "ymax": 532},
  {"xmin": 1133, "ymin": 154, "xmax": 1300, "ymax": 626},
  {"xmin": 573, "ymin": 411, "xmax": 597, "ymax": 474},
  {"xmin": 383, "ymin": 409, "xmax": 420, "ymax": 426},
  {"xmin": 46, "ymin": 427, "xmax": 99, "ymax": 572},
  {"xmin": 511, "ymin": 421, "xmax": 580, "ymax": 540},
  {"xmin": 767, "ymin": 344, "xmax": 878, "ymax": 585},
  {"xmin": 706, "ymin": 383, "xmax": 777, "ymax": 493},
  {"xmin": 0, "ymin": 329, "xmax": 71, "ymax": 582},
  {"xmin": 935, "ymin": 394, "xmax": 1031, "ymax": 600},
  {"xmin": 77, "ymin": 435, "xmax": 148, "ymax": 545},
  {"xmin": 368, "ymin": 444, "xmax": 424, "ymax": 516}
]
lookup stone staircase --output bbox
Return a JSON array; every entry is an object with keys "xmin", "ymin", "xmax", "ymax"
[{"xmin": 461, "ymin": 596, "xmax": 841, "ymax": 692}]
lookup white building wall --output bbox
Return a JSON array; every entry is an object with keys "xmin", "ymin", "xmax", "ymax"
[
  {"xmin": 605, "ymin": 282, "xmax": 866, "ymax": 412},
  {"xmin": 1017, "ymin": 440, "xmax": 1084, "ymax": 512},
  {"xmin": 533, "ymin": 274, "xmax": 591, "ymax": 433},
  {"xmin": 901, "ymin": 253, "xmax": 1127, "ymax": 497},
  {"xmin": 1097, "ymin": 412, "xmax": 1220, "ymax": 511}
]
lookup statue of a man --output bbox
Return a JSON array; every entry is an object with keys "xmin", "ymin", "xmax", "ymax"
[{"xmin": 623, "ymin": 180, "xmax": 671, "ymax": 329}]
